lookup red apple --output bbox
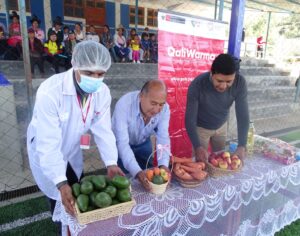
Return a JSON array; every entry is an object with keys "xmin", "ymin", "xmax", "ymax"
[
  {"xmin": 210, "ymin": 153, "xmax": 217, "ymax": 159},
  {"xmin": 231, "ymin": 155, "xmax": 239, "ymax": 160},
  {"xmin": 225, "ymin": 156, "xmax": 232, "ymax": 165},
  {"xmin": 231, "ymin": 161, "xmax": 239, "ymax": 170},
  {"xmin": 210, "ymin": 158, "xmax": 219, "ymax": 167},
  {"xmin": 219, "ymin": 160, "xmax": 228, "ymax": 169},
  {"xmin": 222, "ymin": 151, "xmax": 230, "ymax": 159},
  {"xmin": 216, "ymin": 157, "xmax": 223, "ymax": 164},
  {"xmin": 232, "ymin": 158, "xmax": 241, "ymax": 166}
]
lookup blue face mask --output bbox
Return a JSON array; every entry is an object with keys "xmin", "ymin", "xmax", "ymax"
[{"xmin": 78, "ymin": 74, "xmax": 104, "ymax": 93}]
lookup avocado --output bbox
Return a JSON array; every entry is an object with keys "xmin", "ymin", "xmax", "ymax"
[
  {"xmin": 117, "ymin": 188, "xmax": 132, "ymax": 202},
  {"xmin": 105, "ymin": 176, "xmax": 113, "ymax": 186},
  {"xmin": 80, "ymin": 181, "xmax": 94, "ymax": 195},
  {"xmin": 89, "ymin": 191, "xmax": 98, "ymax": 207},
  {"xmin": 111, "ymin": 199, "xmax": 120, "ymax": 205},
  {"xmin": 95, "ymin": 192, "xmax": 112, "ymax": 208},
  {"xmin": 91, "ymin": 175, "xmax": 106, "ymax": 190},
  {"xmin": 80, "ymin": 175, "xmax": 95, "ymax": 183},
  {"xmin": 112, "ymin": 176, "xmax": 130, "ymax": 189},
  {"xmin": 71, "ymin": 183, "xmax": 80, "ymax": 198},
  {"xmin": 77, "ymin": 194, "xmax": 89, "ymax": 212},
  {"xmin": 87, "ymin": 205, "xmax": 96, "ymax": 212},
  {"xmin": 104, "ymin": 185, "xmax": 117, "ymax": 198},
  {"xmin": 152, "ymin": 175, "xmax": 164, "ymax": 185}
]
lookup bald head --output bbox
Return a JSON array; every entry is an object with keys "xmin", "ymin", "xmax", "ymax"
[
  {"xmin": 141, "ymin": 80, "xmax": 167, "ymax": 95},
  {"xmin": 139, "ymin": 80, "xmax": 167, "ymax": 119}
]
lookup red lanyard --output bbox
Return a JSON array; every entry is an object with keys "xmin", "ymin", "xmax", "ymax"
[{"xmin": 77, "ymin": 95, "xmax": 91, "ymax": 125}]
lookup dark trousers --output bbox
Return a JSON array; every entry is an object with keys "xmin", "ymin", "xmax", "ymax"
[
  {"xmin": 45, "ymin": 55, "xmax": 61, "ymax": 73},
  {"xmin": 30, "ymin": 56, "xmax": 44, "ymax": 74},
  {"xmin": 64, "ymin": 55, "xmax": 72, "ymax": 70},
  {"xmin": 49, "ymin": 163, "xmax": 81, "ymax": 235},
  {"xmin": 118, "ymin": 137, "xmax": 154, "ymax": 175}
]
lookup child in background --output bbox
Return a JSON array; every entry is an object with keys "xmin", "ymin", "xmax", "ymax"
[
  {"xmin": 63, "ymin": 26, "xmax": 69, "ymax": 41},
  {"xmin": 44, "ymin": 32, "xmax": 63, "ymax": 73},
  {"xmin": 150, "ymin": 33, "xmax": 158, "ymax": 63},
  {"xmin": 141, "ymin": 33, "xmax": 150, "ymax": 62},
  {"xmin": 131, "ymin": 34, "xmax": 141, "ymax": 63}
]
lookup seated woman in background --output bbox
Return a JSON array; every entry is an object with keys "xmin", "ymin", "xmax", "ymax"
[
  {"xmin": 113, "ymin": 24, "xmax": 129, "ymax": 62},
  {"xmin": 149, "ymin": 33, "xmax": 158, "ymax": 63},
  {"xmin": 0, "ymin": 25, "xmax": 8, "ymax": 59},
  {"xmin": 86, "ymin": 25, "xmax": 99, "ymax": 42},
  {"xmin": 29, "ymin": 15, "xmax": 45, "ymax": 43},
  {"xmin": 100, "ymin": 24, "xmax": 117, "ymax": 62},
  {"xmin": 7, "ymin": 11, "xmax": 22, "ymax": 56},
  {"xmin": 44, "ymin": 32, "xmax": 63, "ymax": 73},
  {"xmin": 64, "ymin": 30, "xmax": 79, "ymax": 69},
  {"xmin": 74, "ymin": 23, "xmax": 84, "ymax": 42},
  {"xmin": 28, "ymin": 28, "xmax": 44, "ymax": 76}
]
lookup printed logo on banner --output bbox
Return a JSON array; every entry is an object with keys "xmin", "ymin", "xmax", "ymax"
[
  {"xmin": 162, "ymin": 14, "xmax": 186, "ymax": 25},
  {"xmin": 158, "ymin": 11, "xmax": 225, "ymax": 158}
]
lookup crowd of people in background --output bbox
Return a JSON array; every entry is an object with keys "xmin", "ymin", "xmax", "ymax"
[{"xmin": 0, "ymin": 11, "xmax": 159, "ymax": 76}]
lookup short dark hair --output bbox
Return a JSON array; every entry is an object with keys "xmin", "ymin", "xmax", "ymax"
[
  {"xmin": 103, "ymin": 24, "xmax": 110, "ymax": 31},
  {"xmin": 211, "ymin": 53, "xmax": 238, "ymax": 75}
]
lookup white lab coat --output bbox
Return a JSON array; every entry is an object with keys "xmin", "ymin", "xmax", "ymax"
[{"xmin": 27, "ymin": 68, "xmax": 118, "ymax": 200}]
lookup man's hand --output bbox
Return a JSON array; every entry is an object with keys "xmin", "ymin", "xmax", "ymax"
[
  {"xmin": 107, "ymin": 165, "xmax": 125, "ymax": 178},
  {"xmin": 59, "ymin": 184, "xmax": 75, "ymax": 216},
  {"xmin": 234, "ymin": 146, "xmax": 246, "ymax": 159},
  {"xmin": 195, "ymin": 146, "xmax": 209, "ymax": 162},
  {"xmin": 136, "ymin": 170, "xmax": 152, "ymax": 191}
]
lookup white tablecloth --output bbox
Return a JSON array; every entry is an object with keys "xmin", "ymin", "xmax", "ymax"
[{"xmin": 53, "ymin": 154, "xmax": 300, "ymax": 236}]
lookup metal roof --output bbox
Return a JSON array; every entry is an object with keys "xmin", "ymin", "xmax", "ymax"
[
  {"xmin": 246, "ymin": 0, "xmax": 300, "ymax": 14},
  {"xmin": 190, "ymin": 0, "xmax": 300, "ymax": 14}
]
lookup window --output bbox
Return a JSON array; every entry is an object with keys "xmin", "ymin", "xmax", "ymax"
[
  {"xmin": 129, "ymin": 6, "xmax": 144, "ymax": 25},
  {"xmin": 147, "ymin": 8, "xmax": 158, "ymax": 27},
  {"xmin": 7, "ymin": 0, "xmax": 31, "ymax": 12},
  {"xmin": 86, "ymin": 0, "xmax": 105, "ymax": 9},
  {"xmin": 64, "ymin": 0, "xmax": 84, "ymax": 18}
]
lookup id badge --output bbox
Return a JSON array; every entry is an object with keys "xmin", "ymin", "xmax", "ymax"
[{"xmin": 80, "ymin": 134, "xmax": 91, "ymax": 149}]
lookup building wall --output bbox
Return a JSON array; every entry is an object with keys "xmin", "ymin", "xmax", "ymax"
[
  {"xmin": 0, "ymin": 0, "xmax": 162, "ymax": 36},
  {"xmin": 30, "ymin": 0, "xmax": 45, "ymax": 33},
  {"xmin": 105, "ymin": 1, "xmax": 115, "ymax": 29}
]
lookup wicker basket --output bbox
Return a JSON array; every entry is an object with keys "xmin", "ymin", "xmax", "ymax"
[
  {"xmin": 205, "ymin": 158, "xmax": 243, "ymax": 178},
  {"xmin": 75, "ymin": 199, "xmax": 136, "ymax": 225},
  {"xmin": 148, "ymin": 179, "xmax": 169, "ymax": 194},
  {"xmin": 145, "ymin": 147, "xmax": 171, "ymax": 195}
]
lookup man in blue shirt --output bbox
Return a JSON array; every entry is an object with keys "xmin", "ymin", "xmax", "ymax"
[{"xmin": 112, "ymin": 80, "xmax": 171, "ymax": 191}]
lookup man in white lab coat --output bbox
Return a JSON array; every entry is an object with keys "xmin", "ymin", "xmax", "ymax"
[{"xmin": 27, "ymin": 41, "xmax": 124, "ymax": 221}]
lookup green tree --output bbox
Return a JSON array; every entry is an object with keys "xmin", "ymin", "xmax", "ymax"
[{"xmin": 278, "ymin": 14, "xmax": 300, "ymax": 38}]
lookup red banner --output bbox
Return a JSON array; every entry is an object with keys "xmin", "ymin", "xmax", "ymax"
[{"xmin": 158, "ymin": 11, "xmax": 225, "ymax": 157}]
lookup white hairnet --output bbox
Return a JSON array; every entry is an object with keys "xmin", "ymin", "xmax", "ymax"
[{"xmin": 71, "ymin": 41, "xmax": 111, "ymax": 72}]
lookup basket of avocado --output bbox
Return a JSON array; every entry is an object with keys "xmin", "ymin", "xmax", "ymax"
[
  {"xmin": 146, "ymin": 167, "xmax": 170, "ymax": 194},
  {"xmin": 72, "ymin": 175, "xmax": 135, "ymax": 225},
  {"xmin": 144, "ymin": 146, "xmax": 172, "ymax": 194}
]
